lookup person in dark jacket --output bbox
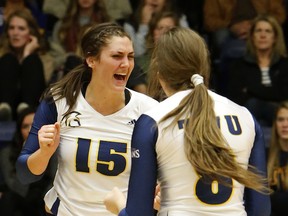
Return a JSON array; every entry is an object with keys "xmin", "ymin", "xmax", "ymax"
[
  {"xmin": 226, "ymin": 14, "xmax": 288, "ymax": 126},
  {"xmin": 0, "ymin": 9, "xmax": 47, "ymax": 120}
]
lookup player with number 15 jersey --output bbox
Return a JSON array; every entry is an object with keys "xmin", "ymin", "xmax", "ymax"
[{"xmin": 16, "ymin": 88, "xmax": 158, "ymax": 216}]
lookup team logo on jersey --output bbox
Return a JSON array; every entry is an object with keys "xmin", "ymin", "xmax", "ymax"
[
  {"xmin": 61, "ymin": 111, "xmax": 81, "ymax": 127},
  {"xmin": 131, "ymin": 148, "xmax": 140, "ymax": 158}
]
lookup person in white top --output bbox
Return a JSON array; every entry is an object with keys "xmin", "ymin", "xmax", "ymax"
[
  {"xmin": 16, "ymin": 22, "xmax": 158, "ymax": 216},
  {"xmin": 104, "ymin": 26, "xmax": 271, "ymax": 216}
]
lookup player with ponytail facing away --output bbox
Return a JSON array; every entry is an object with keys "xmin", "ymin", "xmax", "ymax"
[{"xmin": 104, "ymin": 27, "xmax": 271, "ymax": 216}]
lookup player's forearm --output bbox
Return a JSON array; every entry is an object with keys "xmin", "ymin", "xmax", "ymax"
[
  {"xmin": 16, "ymin": 151, "xmax": 47, "ymax": 184},
  {"xmin": 27, "ymin": 149, "xmax": 53, "ymax": 175}
]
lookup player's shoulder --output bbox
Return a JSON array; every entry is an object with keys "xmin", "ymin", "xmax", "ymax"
[
  {"xmin": 209, "ymin": 90, "xmax": 255, "ymax": 129},
  {"xmin": 209, "ymin": 90, "xmax": 251, "ymax": 113}
]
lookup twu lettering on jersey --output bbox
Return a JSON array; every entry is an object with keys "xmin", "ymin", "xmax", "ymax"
[
  {"xmin": 177, "ymin": 115, "xmax": 242, "ymax": 135},
  {"xmin": 61, "ymin": 111, "xmax": 82, "ymax": 127}
]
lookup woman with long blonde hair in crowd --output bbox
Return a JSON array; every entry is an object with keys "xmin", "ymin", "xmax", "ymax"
[{"xmin": 267, "ymin": 101, "xmax": 288, "ymax": 216}]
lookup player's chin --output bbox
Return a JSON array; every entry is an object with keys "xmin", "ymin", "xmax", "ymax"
[
  {"xmin": 113, "ymin": 84, "xmax": 127, "ymax": 92},
  {"xmin": 113, "ymin": 80, "xmax": 128, "ymax": 90}
]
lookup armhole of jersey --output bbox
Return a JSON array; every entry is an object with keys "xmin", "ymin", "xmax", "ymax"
[{"xmin": 125, "ymin": 88, "xmax": 131, "ymax": 105}]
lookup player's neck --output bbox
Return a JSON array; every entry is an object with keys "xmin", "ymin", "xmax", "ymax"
[{"xmin": 85, "ymin": 84, "xmax": 125, "ymax": 115}]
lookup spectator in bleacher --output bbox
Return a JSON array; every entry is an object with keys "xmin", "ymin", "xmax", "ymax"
[
  {"xmin": 124, "ymin": 0, "xmax": 189, "ymax": 57},
  {"xmin": 0, "ymin": 0, "xmax": 47, "ymax": 34},
  {"xmin": 43, "ymin": 0, "xmax": 132, "ymax": 37},
  {"xmin": 203, "ymin": 0, "xmax": 286, "ymax": 60},
  {"xmin": 136, "ymin": 11, "xmax": 180, "ymax": 99},
  {"xmin": 0, "ymin": 107, "xmax": 57, "ymax": 216},
  {"xmin": 137, "ymin": 11, "xmax": 180, "ymax": 73},
  {"xmin": 49, "ymin": 0, "xmax": 110, "ymax": 74},
  {"xmin": 267, "ymin": 101, "xmax": 288, "ymax": 216},
  {"xmin": 0, "ymin": 9, "xmax": 50, "ymax": 120},
  {"xmin": 226, "ymin": 15, "xmax": 288, "ymax": 127},
  {"xmin": 126, "ymin": 11, "xmax": 181, "ymax": 97}
]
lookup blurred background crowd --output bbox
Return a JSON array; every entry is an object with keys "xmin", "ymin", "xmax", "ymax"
[{"xmin": 0, "ymin": 0, "xmax": 288, "ymax": 215}]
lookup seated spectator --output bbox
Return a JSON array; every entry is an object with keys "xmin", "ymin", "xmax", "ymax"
[
  {"xmin": 49, "ymin": 0, "xmax": 110, "ymax": 73},
  {"xmin": 136, "ymin": 11, "xmax": 180, "ymax": 74},
  {"xmin": 0, "ymin": 0, "xmax": 47, "ymax": 34},
  {"xmin": 43, "ymin": 0, "xmax": 132, "ymax": 38},
  {"xmin": 226, "ymin": 15, "xmax": 288, "ymax": 127},
  {"xmin": 0, "ymin": 9, "xmax": 50, "ymax": 120},
  {"xmin": 203, "ymin": 0, "xmax": 286, "ymax": 60},
  {"xmin": 267, "ymin": 101, "xmax": 288, "ymax": 216},
  {"xmin": 136, "ymin": 11, "xmax": 180, "ymax": 99},
  {"xmin": 124, "ymin": 0, "xmax": 189, "ymax": 57},
  {"xmin": 0, "ymin": 107, "xmax": 57, "ymax": 216}
]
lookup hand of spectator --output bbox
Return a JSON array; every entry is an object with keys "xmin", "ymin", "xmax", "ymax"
[
  {"xmin": 23, "ymin": 35, "xmax": 40, "ymax": 59},
  {"xmin": 38, "ymin": 122, "xmax": 60, "ymax": 157}
]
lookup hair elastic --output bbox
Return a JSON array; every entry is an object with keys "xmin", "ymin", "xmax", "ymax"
[{"xmin": 191, "ymin": 74, "xmax": 204, "ymax": 86}]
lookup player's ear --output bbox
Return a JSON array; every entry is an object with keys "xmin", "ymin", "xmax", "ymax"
[{"xmin": 86, "ymin": 57, "xmax": 95, "ymax": 68}]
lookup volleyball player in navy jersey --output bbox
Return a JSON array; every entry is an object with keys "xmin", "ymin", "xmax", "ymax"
[
  {"xmin": 16, "ymin": 22, "xmax": 158, "ymax": 216},
  {"xmin": 104, "ymin": 27, "xmax": 271, "ymax": 216}
]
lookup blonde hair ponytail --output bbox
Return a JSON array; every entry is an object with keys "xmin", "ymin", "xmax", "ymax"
[{"xmin": 151, "ymin": 27, "xmax": 269, "ymax": 193}]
